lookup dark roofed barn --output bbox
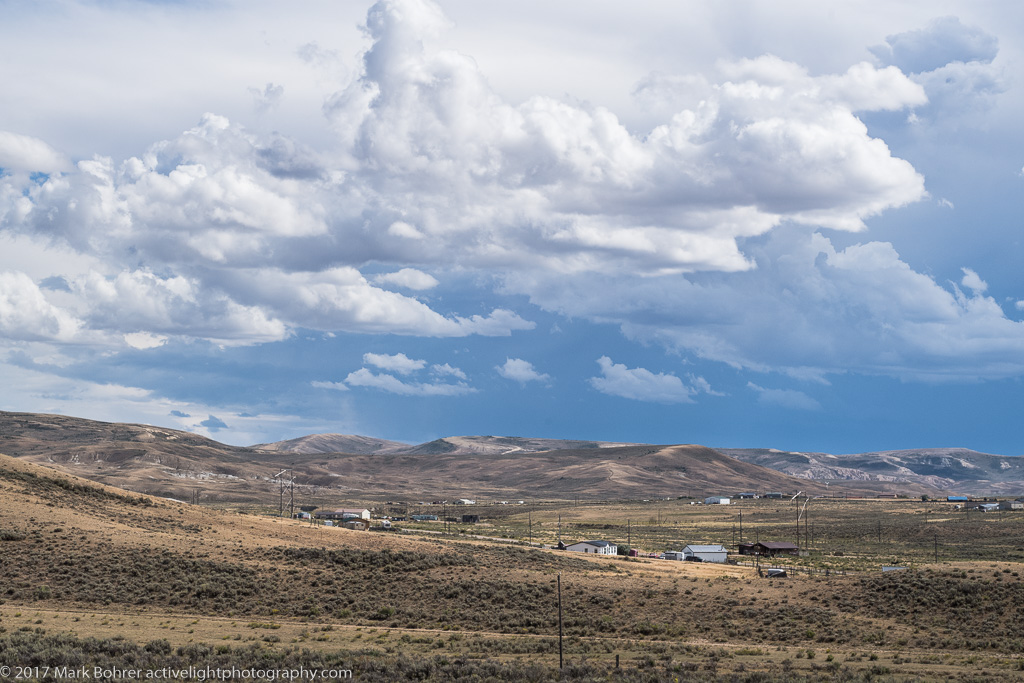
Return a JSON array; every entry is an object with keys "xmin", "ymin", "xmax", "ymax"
[{"xmin": 752, "ymin": 541, "xmax": 799, "ymax": 556}]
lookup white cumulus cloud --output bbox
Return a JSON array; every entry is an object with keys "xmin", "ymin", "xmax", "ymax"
[
  {"xmin": 0, "ymin": 271, "xmax": 82, "ymax": 342},
  {"xmin": 0, "ymin": 131, "xmax": 71, "ymax": 173},
  {"xmin": 344, "ymin": 367, "xmax": 475, "ymax": 396},
  {"xmin": 338, "ymin": 349, "xmax": 474, "ymax": 396},
  {"xmin": 960, "ymin": 268, "xmax": 987, "ymax": 294},
  {"xmin": 363, "ymin": 352, "xmax": 426, "ymax": 375},
  {"xmin": 374, "ymin": 268, "xmax": 439, "ymax": 290},
  {"xmin": 431, "ymin": 363, "xmax": 467, "ymax": 380},
  {"xmin": 496, "ymin": 358, "xmax": 551, "ymax": 384},
  {"xmin": 589, "ymin": 356, "xmax": 696, "ymax": 403}
]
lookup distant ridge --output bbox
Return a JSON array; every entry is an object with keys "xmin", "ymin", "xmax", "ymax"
[
  {"xmin": 396, "ymin": 435, "xmax": 646, "ymax": 456},
  {"xmin": 3, "ymin": 410, "xmax": 1023, "ymax": 498},
  {"xmin": 0, "ymin": 411, "xmax": 824, "ymax": 500},
  {"xmin": 253, "ymin": 433, "xmax": 409, "ymax": 455},
  {"xmin": 719, "ymin": 447, "xmax": 1024, "ymax": 496},
  {"xmin": 253, "ymin": 434, "xmax": 646, "ymax": 456}
]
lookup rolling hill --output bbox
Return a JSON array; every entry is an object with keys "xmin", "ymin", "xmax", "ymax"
[
  {"xmin": 3, "ymin": 410, "xmax": 1022, "ymax": 499},
  {"xmin": 1, "ymin": 410, "xmax": 824, "ymax": 501},
  {"xmin": 719, "ymin": 447, "xmax": 1024, "ymax": 496},
  {"xmin": 252, "ymin": 433, "xmax": 410, "ymax": 455}
]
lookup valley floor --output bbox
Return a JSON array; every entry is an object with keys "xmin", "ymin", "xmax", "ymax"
[{"xmin": 4, "ymin": 453, "xmax": 1024, "ymax": 681}]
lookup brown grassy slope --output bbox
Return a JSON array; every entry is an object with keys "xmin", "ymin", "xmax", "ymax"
[
  {"xmin": 396, "ymin": 435, "xmax": 645, "ymax": 455},
  {"xmin": 0, "ymin": 410, "xmax": 290, "ymax": 502},
  {"xmin": 315, "ymin": 444, "xmax": 833, "ymax": 499},
  {"xmin": 0, "ymin": 451, "xmax": 429, "ymax": 558},
  {"xmin": 0, "ymin": 411, "xmax": 832, "ymax": 501},
  {"xmin": 7, "ymin": 451, "xmax": 1024, "ymax": 680},
  {"xmin": 252, "ymin": 433, "xmax": 410, "ymax": 454}
]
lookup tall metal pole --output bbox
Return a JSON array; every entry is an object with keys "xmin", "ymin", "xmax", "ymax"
[
  {"xmin": 557, "ymin": 573, "xmax": 564, "ymax": 669},
  {"xmin": 805, "ymin": 501, "xmax": 810, "ymax": 550},
  {"xmin": 796, "ymin": 503, "xmax": 800, "ymax": 549},
  {"xmin": 288, "ymin": 466, "xmax": 294, "ymax": 520}
]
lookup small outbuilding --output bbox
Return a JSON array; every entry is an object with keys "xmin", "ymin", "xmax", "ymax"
[
  {"xmin": 751, "ymin": 541, "xmax": 799, "ymax": 557},
  {"xmin": 683, "ymin": 544, "xmax": 728, "ymax": 563},
  {"xmin": 999, "ymin": 500, "xmax": 1023, "ymax": 511},
  {"xmin": 343, "ymin": 519, "xmax": 370, "ymax": 531},
  {"xmin": 704, "ymin": 496, "xmax": 731, "ymax": 505},
  {"xmin": 565, "ymin": 540, "xmax": 618, "ymax": 555}
]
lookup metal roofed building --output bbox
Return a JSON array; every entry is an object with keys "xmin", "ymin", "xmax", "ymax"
[
  {"xmin": 565, "ymin": 540, "xmax": 618, "ymax": 555},
  {"xmin": 683, "ymin": 544, "xmax": 728, "ymax": 563}
]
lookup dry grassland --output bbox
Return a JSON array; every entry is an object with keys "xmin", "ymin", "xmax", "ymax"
[{"xmin": 4, "ymin": 453, "xmax": 1024, "ymax": 681}]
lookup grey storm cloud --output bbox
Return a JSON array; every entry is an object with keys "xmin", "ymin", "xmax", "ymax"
[{"xmin": 870, "ymin": 16, "xmax": 999, "ymax": 73}]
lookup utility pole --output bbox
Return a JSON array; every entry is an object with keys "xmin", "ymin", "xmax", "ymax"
[
  {"xmin": 274, "ymin": 468, "xmax": 288, "ymax": 517},
  {"xmin": 739, "ymin": 512, "xmax": 743, "ymax": 543},
  {"xmin": 529, "ymin": 510, "xmax": 533, "ymax": 546},
  {"xmin": 796, "ymin": 504, "xmax": 800, "ymax": 549},
  {"xmin": 288, "ymin": 466, "xmax": 294, "ymax": 520},
  {"xmin": 627, "ymin": 519, "xmax": 631, "ymax": 549},
  {"xmin": 557, "ymin": 573, "xmax": 564, "ymax": 669},
  {"xmin": 806, "ymin": 503, "xmax": 810, "ymax": 550}
]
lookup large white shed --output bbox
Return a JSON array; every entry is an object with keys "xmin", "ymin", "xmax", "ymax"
[{"xmin": 683, "ymin": 544, "xmax": 728, "ymax": 563}]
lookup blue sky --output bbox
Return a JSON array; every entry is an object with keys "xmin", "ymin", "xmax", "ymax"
[{"xmin": 1, "ymin": 0, "xmax": 1022, "ymax": 454}]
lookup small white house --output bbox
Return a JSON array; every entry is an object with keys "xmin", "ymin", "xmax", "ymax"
[
  {"xmin": 565, "ymin": 540, "xmax": 618, "ymax": 555},
  {"xmin": 454, "ymin": 498, "xmax": 476, "ymax": 505},
  {"xmin": 683, "ymin": 544, "xmax": 728, "ymax": 563},
  {"xmin": 704, "ymin": 496, "xmax": 731, "ymax": 505}
]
